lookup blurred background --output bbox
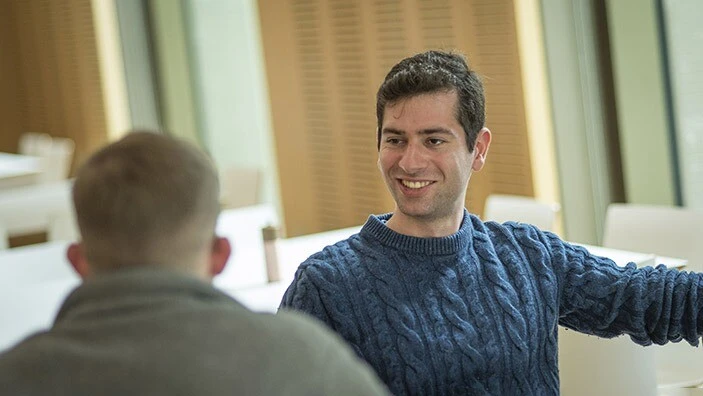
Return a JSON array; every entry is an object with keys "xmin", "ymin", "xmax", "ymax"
[{"xmin": 0, "ymin": 0, "xmax": 700, "ymax": 244}]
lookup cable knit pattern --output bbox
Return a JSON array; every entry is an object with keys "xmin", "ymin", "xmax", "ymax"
[{"xmin": 280, "ymin": 211, "xmax": 703, "ymax": 395}]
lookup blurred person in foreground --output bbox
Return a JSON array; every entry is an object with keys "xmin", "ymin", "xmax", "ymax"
[
  {"xmin": 0, "ymin": 131, "xmax": 389, "ymax": 396},
  {"xmin": 279, "ymin": 50, "xmax": 703, "ymax": 395}
]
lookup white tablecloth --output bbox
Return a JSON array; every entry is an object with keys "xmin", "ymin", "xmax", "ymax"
[
  {"xmin": 0, "ymin": 217, "xmax": 688, "ymax": 352},
  {"xmin": 0, "ymin": 153, "xmax": 42, "ymax": 190}
]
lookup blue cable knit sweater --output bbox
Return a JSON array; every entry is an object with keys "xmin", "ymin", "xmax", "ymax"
[{"xmin": 280, "ymin": 211, "xmax": 703, "ymax": 395}]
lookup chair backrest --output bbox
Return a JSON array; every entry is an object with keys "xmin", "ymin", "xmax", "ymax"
[
  {"xmin": 47, "ymin": 209, "xmax": 79, "ymax": 243},
  {"xmin": 19, "ymin": 133, "xmax": 75, "ymax": 183},
  {"xmin": 602, "ymin": 203, "xmax": 703, "ymax": 390},
  {"xmin": 18, "ymin": 133, "xmax": 52, "ymax": 157},
  {"xmin": 603, "ymin": 203, "xmax": 703, "ymax": 271},
  {"xmin": 37, "ymin": 137, "xmax": 75, "ymax": 183},
  {"xmin": 559, "ymin": 329, "xmax": 658, "ymax": 396},
  {"xmin": 0, "ymin": 180, "xmax": 74, "ymax": 237},
  {"xmin": 483, "ymin": 194, "xmax": 561, "ymax": 232},
  {"xmin": 219, "ymin": 167, "xmax": 261, "ymax": 209},
  {"xmin": 0, "ymin": 223, "xmax": 8, "ymax": 250}
]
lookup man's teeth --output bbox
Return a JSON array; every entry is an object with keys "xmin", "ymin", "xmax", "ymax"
[{"xmin": 402, "ymin": 180, "xmax": 431, "ymax": 189}]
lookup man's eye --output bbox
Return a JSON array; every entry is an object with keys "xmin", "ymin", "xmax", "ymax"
[
  {"xmin": 428, "ymin": 138, "xmax": 445, "ymax": 146},
  {"xmin": 386, "ymin": 138, "xmax": 401, "ymax": 145}
]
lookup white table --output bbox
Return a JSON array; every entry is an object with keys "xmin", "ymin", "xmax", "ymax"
[
  {"xmin": 577, "ymin": 243, "xmax": 688, "ymax": 270},
  {"xmin": 0, "ymin": 203, "xmax": 281, "ymax": 289},
  {"xmin": 0, "ymin": 179, "xmax": 73, "ymax": 237},
  {"xmin": 213, "ymin": 204, "xmax": 279, "ymax": 289},
  {"xmin": 0, "ymin": 241, "xmax": 78, "ymax": 351},
  {"xmin": 0, "ymin": 153, "xmax": 42, "ymax": 190},
  {"xmin": 0, "ymin": 241, "xmax": 75, "ymax": 286},
  {"xmin": 227, "ymin": 225, "xmax": 362, "ymax": 312},
  {"xmin": 0, "ymin": 203, "xmax": 283, "ymax": 351},
  {"xmin": 229, "ymin": 232, "xmax": 688, "ymax": 314},
  {"xmin": 0, "ymin": 223, "xmax": 689, "ymax": 353}
]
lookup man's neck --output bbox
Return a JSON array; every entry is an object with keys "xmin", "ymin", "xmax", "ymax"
[{"xmin": 384, "ymin": 211, "xmax": 464, "ymax": 238}]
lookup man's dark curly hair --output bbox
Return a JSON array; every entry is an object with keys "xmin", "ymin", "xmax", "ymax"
[{"xmin": 376, "ymin": 50, "xmax": 485, "ymax": 151}]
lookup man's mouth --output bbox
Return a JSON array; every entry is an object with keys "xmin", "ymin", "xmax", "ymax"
[{"xmin": 400, "ymin": 180, "xmax": 433, "ymax": 189}]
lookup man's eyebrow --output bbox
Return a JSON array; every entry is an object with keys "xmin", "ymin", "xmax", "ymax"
[
  {"xmin": 380, "ymin": 128, "xmax": 404, "ymax": 135},
  {"xmin": 418, "ymin": 128, "xmax": 453, "ymax": 135}
]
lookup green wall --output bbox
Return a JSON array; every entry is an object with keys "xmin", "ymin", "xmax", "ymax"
[{"xmin": 606, "ymin": 0, "xmax": 676, "ymax": 205}]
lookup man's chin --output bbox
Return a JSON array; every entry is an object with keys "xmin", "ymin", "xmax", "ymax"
[
  {"xmin": 394, "ymin": 205, "xmax": 434, "ymax": 220},
  {"xmin": 394, "ymin": 201, "xmax": 461, "ymax": 222}
]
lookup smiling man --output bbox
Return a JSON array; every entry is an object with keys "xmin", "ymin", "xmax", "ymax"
[
  {"xmin": 279, "ymin": 50, "xmax": 703, "ymax": 395},
  {"xmin": 378, "ymin": 90, "xmax": 489, "ymax": 238}
]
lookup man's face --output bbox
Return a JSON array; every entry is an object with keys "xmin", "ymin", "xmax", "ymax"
[{"xmin": 378, "ymin": 91, "xmax": 488, "ymax": 230}]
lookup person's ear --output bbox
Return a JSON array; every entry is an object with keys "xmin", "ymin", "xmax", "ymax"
[
  {"xmin": 67, "ymin": 243, "xmax": 91, "ymax": 279},
  {"xmin": 209, "ymin": 237, "xmax": 231, "ymax": 277},
  {"xmin": 471, "ymin": 128, "xmax": 491, "ymax": 172}
]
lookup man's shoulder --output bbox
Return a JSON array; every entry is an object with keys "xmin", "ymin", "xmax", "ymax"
[
  {"xmin": 302, "ymin": 233, "xmax": 368, "ymax": 266},
  {"xmin": 478, "ymin": 217, "xmax": 546, "ymax": 240},
  {"xmin": 271, "ymin": 308, "xmax": 338, "ymax": 336},
  {"xmin": 247, "ymin": 310, "xmax": 360, "ymax": 367},
  {"xmin": 475, "ymin": 217, "xmax": 568, "ymax": 267},
  {"xmin": 263, "ymin": 310, "xmax": 389, "ymax": 395},
  {"xmin": 0, "ymin": 331, "xmax": 61, "ymax": 389}
]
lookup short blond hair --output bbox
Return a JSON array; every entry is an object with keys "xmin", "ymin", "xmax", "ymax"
[{"xmin": 72, "ymin": 131, "xmax": 221, "ymax": 272}]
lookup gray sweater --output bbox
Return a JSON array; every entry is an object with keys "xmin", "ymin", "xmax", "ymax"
[{"xmin": 0, "ymin": 268, "xmax": 389, "ymax": 396}]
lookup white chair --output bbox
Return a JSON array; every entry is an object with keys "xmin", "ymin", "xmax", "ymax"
[
  {"xmin": 37, "ymin": 137, "xmax": 75, "ymax": 183},
  {"xmin": 483, "ymin": 194, "xmax": 561, "ymax": 232},
  {"xmin": 602, "ymin": 204, "xmax": 702, "ymax": 271},
  {"xmin": 18, "ymin": 133, "xmax": 75, "ymax": 184},
  {"xmin": 0, "ymin": 223, "xmax": 8, "ymax": 250},
  {"xmin": 219, "ymin": 167, "xmax": 261, "ymax": 209},
  {"xmin": 661, "ymin": 389, "xmax": 703, "ymax": 396},
  {"xmin": 602, "ymin": 203, "xmax": 703, "ymax": 393},
  {"xmin": 48, "ymin": 209, "xmax": 79, "ymax": 243},
  {"xmin": 559, "ymin": 330, "xmax": 658, "ymax": 396},
  {"xmin": 0, "ymin": 180, "xmax": 74, "ymax": 238},
  {"xmin": 18, "ymin": 133, "xmax": 52, "ymax": 157}
]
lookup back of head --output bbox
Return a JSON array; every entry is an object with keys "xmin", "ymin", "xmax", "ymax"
[
  {"xmin": 72, "ymin": 131, "xmax": 220, "ymax": 273},
  {"xmin": 376, "ymin": 50, "xmax": 485, "ymax": 151}
]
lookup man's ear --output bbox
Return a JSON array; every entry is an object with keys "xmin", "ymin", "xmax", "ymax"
[
  {"xmin": 471, "ymin": 127, "xmax": 491, "ymax": 172},
  {"xmin": 209, "ymin": 237, "xmax": 232, "ymax": 277},
  {"xmin": 67, "ymin": 243, "xmax": 91, "ymax": 279}
]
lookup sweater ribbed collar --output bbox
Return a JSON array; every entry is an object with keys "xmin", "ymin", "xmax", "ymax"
[
  {"xmin": 55, "ymin": 268, "xmax": 240, "ymax": 323},
  {"xmin": 360, "ymin": 209, "xmax": 474, "ymax": 255}
]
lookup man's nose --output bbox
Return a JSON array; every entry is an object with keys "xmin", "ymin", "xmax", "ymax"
[{"xmin": 397, "ymin": 142, "xmax": 427, "ymax": 173}]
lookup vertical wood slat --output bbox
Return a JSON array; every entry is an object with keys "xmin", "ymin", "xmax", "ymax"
[
  {"xmin": 0, "ymin": 0, "xmax": 22, "ymax": 151},
  {"xmin": 466, "ymin": 0, "xmax": 534, "ymax": 214},
  {"xmin": 258, "ymin": 1, "xmax": 317, "ymax": 236},
  {"xmin": 259, "ymin": 0, "xmax": 535, "ymax": 235},
  {"xmin": 1, "ymin": 0, "xmax": 108, "ymax": 171}
]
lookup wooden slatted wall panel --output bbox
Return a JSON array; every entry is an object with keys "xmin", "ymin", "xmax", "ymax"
[
  {"xmin": 260, "ymin": 0, "xmax": 394, "ymax": 236},
  {"xmin": 295, "ymin": 0, "xmax": 342, "ymax": 232},
  {"xmin": 258, "ymin": 1, "xmax": 311, "ymax": 236},
  {"xmin": 259, "ymin": 0, "xmax": 534, "ymax": 235},
  {"xmin": 418, "ymin": 0, "xmax": 455, "ymax": 49},
  {"xmin": 372, "ymin": 0, "xmax": 409, "ymax": 77},
  {"xmin": 9, "ymin": 0, "xmax": 108, "ymax": 171},
  {"xmin": 469, "ymin": 0, "xmax": 534, "ymax": 214},
  {"xmin": 0, "ymin": 0, "xmax": 22, "ymax": 152},
  {"xmin": 329, "ymin": 1, "xmax": 387, "ymax": 225}
]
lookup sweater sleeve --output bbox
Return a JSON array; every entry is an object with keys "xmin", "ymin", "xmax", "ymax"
[
  {"xmin": 279, "ymin": 260, "xmax": 336, "ymax": 330},
  {"xmin": 543, "ymin": 231, "xmax": 703, "ymax": 346}
]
